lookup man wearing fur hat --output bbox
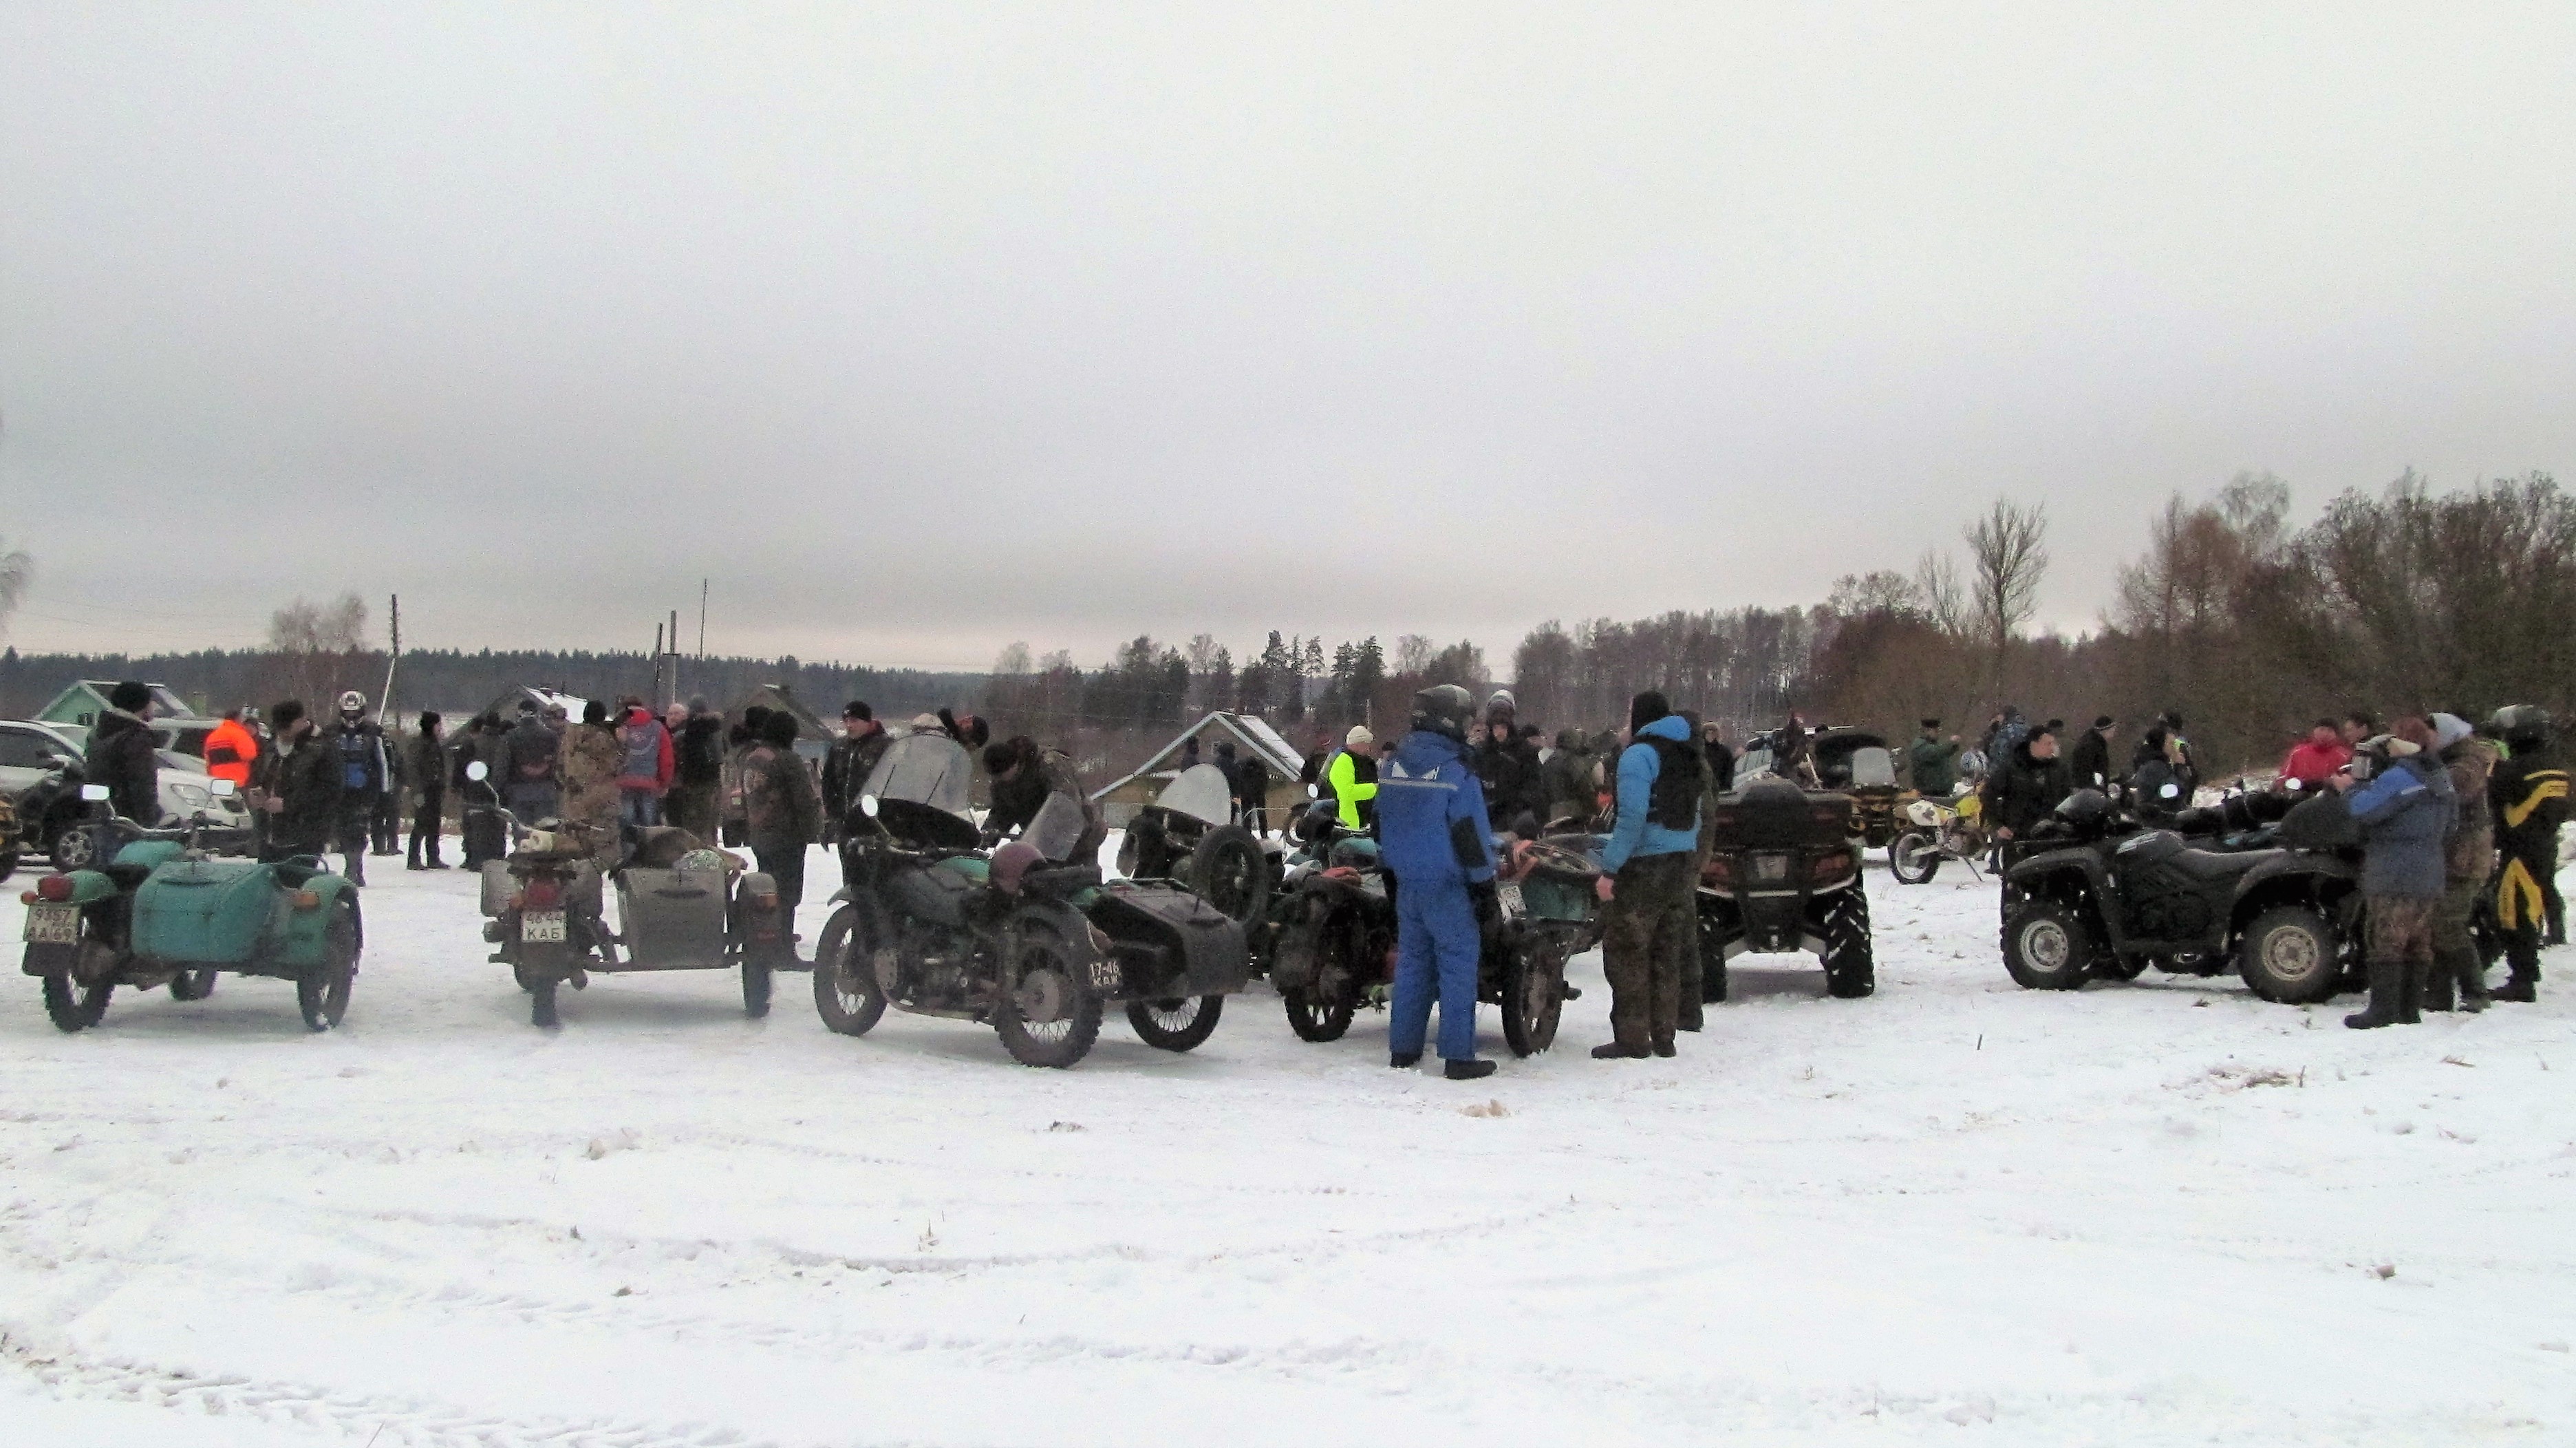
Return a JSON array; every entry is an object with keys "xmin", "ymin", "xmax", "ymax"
[{"xmin": 82, "ymin": 680, "xmax": 162, "ymax": 825}]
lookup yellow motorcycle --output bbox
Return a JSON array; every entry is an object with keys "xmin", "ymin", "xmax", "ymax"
[{"xmin": 1889, "ymin": 789, "xmax": 1990, "ymax": 884}]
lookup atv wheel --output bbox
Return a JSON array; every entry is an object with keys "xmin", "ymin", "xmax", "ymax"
[
  {"xmin": 1126, "ymin": 994, "xmax": 1224, "ymax": 1052},
  {"xmin": 167, "ymin": 967, "xmax": 219, "ymax": 1001},
  {"xmin": 1280, "ymin": 986, "xmax": 1355, "ymax": 1042},
  {"xmin": 1696, "ymin": 901, "xmax": 1732, "ymax": 1003},
  {"xmin": 530, "ymin": 978, "xmax": 560, "ymax": 1028},
  {"xmin": 994, "ymin": 927, "xmax": 1101, "ymax": 1068},
  {"xmin": 298, "ymin": 902, "xmax": 358, "ymax": 1031},
  {"xmin": 1820, "ymin": 884, "xmax": 1875, "ymax": 998},
  {"xmin": 741, "ymin": 956, "xmax": 773, "ymax": 1018},
  {"xmin": 2002, "ymin": 899, "xmax": 2094, "ymax": 990},
  {"xmin": 41, "ymin": 969, "xmax": 111, "ymax": 1032},
  {"xmin": 812, "ymin": 907, "xmax": 886, "ymax": 1036},
  {"xmin": 2238, "ymin": 904, "xmax": 2339, "ymax": 1004},
  {"xmin": 1889, "ymin": 832, "xmax": 1940, "ymax": 885},
  {"xmin": 1188, "ymin": 825, "xmax": 1269, "ymax": 927},
  {"xmin": 1499, "ymin": 933, "xmax": 1567, "ymax": 1056}
]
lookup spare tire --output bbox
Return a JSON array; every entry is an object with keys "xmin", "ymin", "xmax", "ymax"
[{"xmin": 1188, "ymin": 824, "xmax": 1269, "ymax": 926}]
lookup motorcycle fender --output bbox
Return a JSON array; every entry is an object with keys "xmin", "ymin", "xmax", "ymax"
[
  {"xmin": 826, "ymin": 886, "xmax": 855, "ymax": 907},
  {"xmin": 21, "ymin": 941, "xmax": 76, "ymax": 977},
  {"xmin": 47, "ymin": 870, "xmax": 121, "ymax": 906},
  {"xmin": 2005, "ymin": 850, "xmax": 2137, "ymax": 951},
  {"xmin": 272, "ymin": 875, "xmax": 358, "ymax": 965},
  {"xmin": 1268, "ymin": 896, "xmax": 1335, "ymax": 990},
  {"xmin": 1083, "ymin": 884, "xmax": 1252, "ymax": 1000}
]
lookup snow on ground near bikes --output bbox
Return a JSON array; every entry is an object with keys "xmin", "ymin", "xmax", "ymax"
[{"xmin": 3, "ymin": 844, "xmax": 2574, "ymax": 1448}]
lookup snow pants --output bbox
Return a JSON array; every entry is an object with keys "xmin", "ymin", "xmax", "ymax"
[
  {"xmin": 2429, "ymin": 873, "xmax": 2489, "ymax": 1007},
  {"xmin": 1390, "ymin": 879, "xmax": 1480, "ymax": 1061},
  {"xmin": 2498, "ymin": 849, "xmax": 2551, "ymax": 987},
  {"xmin": 1604, "ymin": 850, "xmax": 1695, "ymax": 1049}
]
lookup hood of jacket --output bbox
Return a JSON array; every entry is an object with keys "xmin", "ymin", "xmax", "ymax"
[{"xmin": 1633, "ymin": 714, "xmax": 1691, "ymax": 747}]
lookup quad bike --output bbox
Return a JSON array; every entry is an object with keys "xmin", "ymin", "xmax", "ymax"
[
  {"xmin": 1697, "ymin": 778, "xmax": 1874, "ymax": 1001},
  {"xmin": 1115, "ymin": 761, "xmax": 1274, "ymax": 928},
  {"xmin": 1998, "ymin": 787, "xmax": 2360, "ymax": 1003},
  {"xmin": 20, "ymin": 779, "xmax": 361, "ymax": 1032},
  {"xmin": 465, "ymin": 760, "xmax": 791, "ymax": 1028},
  {"xmin": 814, "ymin": 731, "xmax": 1251, "ymax": 1067},
  {"xmin": 1739, "ymin": 727, "xmax": 1915, "ymax": 850},
  {"xmin": 1888, "ymin": 789, "xmax": 1990, "ymax": 884},
  {"xmin": 1266, "ymin": 822, "xmax": 1601, "ymax": 1056}
]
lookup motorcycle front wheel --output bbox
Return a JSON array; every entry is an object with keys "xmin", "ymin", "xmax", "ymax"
[
  {"xmin": 1888, "ymin": 833, "xmax": 1940, "ymax": 885},
  {"xmin": 1499, "ymin": 933, "xmax": 1567, "ymax": 1056},
  {"xmin": 811, "ymin": 906, "xmax": 886, "ymax": 1036},
  {"xmin": 168, "ymin": 967, "xmax": 219, "ymax": 1001},
  {"xmin": 1280, "ymin": 985, "xmax": 1355, "ymax": 1041},
  {"xmin": 1126, "ymin": 994, "xmax": 1223, "ymax": 1052}
]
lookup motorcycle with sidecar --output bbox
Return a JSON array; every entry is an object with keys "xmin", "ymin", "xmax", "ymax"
[
  {"xmin": 1114, "ymin": 762, "xmax": 1276, "ymax": 927},
  {"xmin": 812, "ymin": 731, "xmax": 1250, "ymax": 1067},
  {"xmin": 20, "ymin": 780, "xmax": 361, "ymax": 1032},
  {"xmin": 464, "ymin": 760, "xmax": 791, "ymax": 1028}
]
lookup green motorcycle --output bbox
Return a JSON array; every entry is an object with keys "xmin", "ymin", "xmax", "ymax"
[{"xmin": 19, "ymin": 780, "xmax": 361, "ymax": 1033}]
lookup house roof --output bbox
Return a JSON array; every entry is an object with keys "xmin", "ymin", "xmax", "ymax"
[
  {"xmin": 36, "ymin": 681, "xmax": 196, "ymax": 724},
  {"xmin": 736, "ymin": 683, "xmax": 833, "ymax": 738},
  {"xmin": 1091, "ymin": 711, "xmax": 1309, "ymax": 802},
  {"xmin": 486, "ymin": 685, "xmax": 596, "ymax": 721}
]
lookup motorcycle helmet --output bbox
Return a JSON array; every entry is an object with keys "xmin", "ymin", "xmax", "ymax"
[
  {"xmin": 991, "ymin": 840, "xmax": 1044, "ymax": 895},
  {"xmin": 1329, "ymin": 836, "xmax": 1380, "ymax": 871},
  {"xmin": 1411, "ymin": 684, "xmax": 1475, "ymax": 743},
  {"xmin": 2490, "ymin": 705, "xmax": 2552, "ymax": 752},
  {"xmin": 2054, "ymin": 787, "xmax": 2111, "ymax": 833},
  {"xmin": 338, "ymin": 689, "xmax": 367, "ymax": 716}
]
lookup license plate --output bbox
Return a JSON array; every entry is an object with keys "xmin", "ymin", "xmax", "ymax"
[
  {"xmin": 1754, "ymin": 854, "xmax": 1790, "ymax": 882},
  {"xmin": 23, "ymin": 904, "xmax": 78, "ymax": 945},
  {"xmin": 1496, "ymin": 882, "xmax": 1525, "ymax": 919},
  {"xmin": 521, "ymin": 910, "xmax": 567, "ymax": 944}
]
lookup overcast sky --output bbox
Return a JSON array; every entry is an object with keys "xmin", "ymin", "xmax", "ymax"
[{"xmin": 3, "ymin": 3, "xmax": 2570, "ymax": 672}]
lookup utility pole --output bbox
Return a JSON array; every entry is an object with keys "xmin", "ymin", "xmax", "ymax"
[
  {"xmin": 380, "ymin": 594, "xmax": 401, "ymax": 729},
  {"xmin": 698, "ymin": 579, "xmax": 708, "ymax": 659},
  {"xmin": 665, "ymin": 609, "xmax": 680, "ymax": 709}
]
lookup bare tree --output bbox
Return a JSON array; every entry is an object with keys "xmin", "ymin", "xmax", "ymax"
[
  {"xmin": 1913, "ymin": 549, "xmax": 1968, "ymax": 641},
  {"xmin": 1393, "ymin": 635, "xmax": 1437, "ymax": 674},
  {"xmin": 0, "ymin": 536, "xmax": 29, "ymax": 639},
  {"xmin": 267, "ymin": 592, "xmax": 370, "ymax": 707},
  {"xmin": 1963, "ymin": 498, "xmax": 2049, "ymax": 683},
  {"xmin": 992, "ymin": 641, "xmax": 1032, "ymax": 677}
]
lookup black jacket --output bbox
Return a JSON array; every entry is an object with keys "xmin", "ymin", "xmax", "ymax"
[
  {"xmin": 819, "ymin": 727, "xmax": 890, "ymax": 831},
  {"xmin": 2492, "ymin": 745, "xmax": 2570, "ymax": 859},
  {"xmin": 255, "ymin": 734, "xmax": 345, "ymax": 853},
  {"xmin": 1982, "ymin": 741, "xmax": 2072, "ymax": 837},
  {"xmin": 84, "ymin": 709, "xmax": 161, "ymax": 824},
  {"xmin": 2067, "ymin": 728, "xmax": 2114, "ymax": 794},
  {"xmin": 1473, "ymin": 732, "xmax": 1547, "ymax": 830},
  {"xmin": 675, "ymin": 712, "xmax": 727, "ymax": 787},
  {"xmin": 410, "ymin": 732, "xmax": 448, "ymax": 800}
]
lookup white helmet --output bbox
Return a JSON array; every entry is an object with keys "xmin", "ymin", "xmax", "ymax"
[{"xmin": 339, "ymin": 690, "xmax": 367, "ymax": 714}]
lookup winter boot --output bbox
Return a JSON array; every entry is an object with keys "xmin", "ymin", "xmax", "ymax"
[
  {"xmin": 1389, "ymin": 1051, "xmax": 1421, "ymax": 1069},
  {"xmin": 2343, "ymin": 957, "xmax": 2406, "ymax": 1030},
  {"xmin": 2493, "ymin": 970, "xmax": 2539, "ymax": 1003},
  {"xmin": 1443, "ymin": 1058, "xmax": 1497, "ymax": 1081},
  {"xmin": 2399, "ymin": 960, "xmax": 2425, "ymax": 1024},
  {"xmin": 1651, "ymin": 1040, "xmax": 1677, "ymax": 1058},
  {"xmin": 1591, "ymin": 1041, "xmax": 1651, "ymax": 1059},
  {"xmin": 2421, "ymin": 970, "xmax": 2456, "ymax": 1012}
]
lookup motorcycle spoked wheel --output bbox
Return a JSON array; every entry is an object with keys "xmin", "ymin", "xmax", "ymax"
[
  {"xmin": 1280, "ymin": 904, "xmax": 1367, "ymax": 1042},
  {"xmin": 1888, "ymin": 832, "xmax": 1940, "ymax": 885},
  {"xmin": 1499, "ymin": 932, "xmax": 1567, "ymax": 1056},
  {"xmin": 41, "ymin": 968, "xmax": 114, "ymax": 1032},
  {"xmin": 811, "ymin": 906, "xmax": 886, "ymax": 1036},
  {"xmin": 168, "ymin": 967, "xmax": 219, "ymax": 1001},
  {"xmin": 1188, "ymin": 825, "xmax": 1270, "ymax": 927},
  {"xmin": 1126, "ymin": 994, "xmax": 1225, "ymax": 1052},
  {"xmin": 993, "ymin": 926, "xmax": 1102, "ymax": 1069},
  {"xmin": 297, "ymin": 901, "xmax": 359, "ymax": 1032}
]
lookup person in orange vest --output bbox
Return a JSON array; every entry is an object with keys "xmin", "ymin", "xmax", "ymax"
[{"xmin": 203, "ymin": 707, "xmax": 259, "ymax": 789}]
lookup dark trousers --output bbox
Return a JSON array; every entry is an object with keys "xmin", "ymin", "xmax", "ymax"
[
  {"xmin": 754, "ymin": 845, "xmax": 807, "ymax": 917},
  {"xmin": 335, "ymin": 801, "xmax": 376, "ymax": 882},
  {"xmin": 409, "ymin": 792, "xmax": 446, "ymax": 867},
  {"xmin": 370, "ymin": 791, "xmax": 402, "ymax": 854},
  {"xmin": 1604, "ymin": 851, "xmax": 1696, "ymax": 1048},
  {"xmin": 463, "ymin": 810, "xmax": 508, "ymax": 869}
]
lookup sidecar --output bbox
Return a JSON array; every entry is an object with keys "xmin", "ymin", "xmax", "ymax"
[{"xmin": 1114, "ymin": 763, "xmax": 1275, "ymax": 928}]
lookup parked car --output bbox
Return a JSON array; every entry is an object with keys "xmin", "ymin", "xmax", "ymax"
[{"xmin": 1, "ymin": 721, "xmax": 255, "ymax": 869}]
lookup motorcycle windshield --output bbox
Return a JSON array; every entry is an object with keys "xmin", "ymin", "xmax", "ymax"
[
  {"xmin": 1022, "ymin": 791, "xmax": 1088, "ymax": 863},
  {"xmin": 1156, "ymin": 763, "xmax": 1234, "ymax": 828},
  {"xmin": 864, "ymin": 734, "xmax": 975, "ymax": 819}
]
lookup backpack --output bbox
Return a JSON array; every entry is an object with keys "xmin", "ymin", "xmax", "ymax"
[{"xmin": 1640, "ymin": 737, "xmax": 1706, "ymax": 830}]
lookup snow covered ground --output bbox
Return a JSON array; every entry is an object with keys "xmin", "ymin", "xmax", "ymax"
[{"xmin": 4, "ymin": 843, "xmax": 2573, "ymax": 1447}]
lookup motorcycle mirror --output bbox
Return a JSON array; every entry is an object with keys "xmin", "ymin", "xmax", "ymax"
[
  {"xmin": 2160, "ymin": 782, "xmax": 2180, "ymax": 799},
  {"xmin": 466, "ymin": 760, "xmax": 490, "ymax": 782},
  {"xmin": 209, "ymin": 778, "xmax": 239, "ymax": 798},
  {"xmin": 80, "ymin": 783, "xmax": 111, "ymax": 802},
  {"xmin": 1307, "ymin": 783, "xmax": 1320, "ymax": 799},
  {"xmin": 859, "ymin": 794, "xmax": 880, "ymax": 818},
  {"xmin": 2284, "ymin": 778, "xmax": 2303, "ymax": 792}
]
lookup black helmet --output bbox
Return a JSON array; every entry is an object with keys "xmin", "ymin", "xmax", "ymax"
[
  {"xmin": 2054, "ymin": 787, "xmax": 2111, "ymax": 831},
  {"xmin": 1411, "ymin": 684, "xmax": 1475, "ymax": 742},
  {"xmin": 2490, "ymin": 705, "xmax": 2553, "ymax": 750}
]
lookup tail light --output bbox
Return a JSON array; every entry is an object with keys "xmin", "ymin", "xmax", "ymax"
[
  {"xmin": 1809, "ymin": 852, "xmax": 1855, "ymax": 886},
  {"xmin": 35, "ymin": 875, "xmax": 75, "ymax": 902},
  {"xmin": 522, "ymin": 879, "xmax": 563, "ymax": 910},
  {"xmin": 292, "ymin": 890, "xmax": 323, "ymax": 911}
]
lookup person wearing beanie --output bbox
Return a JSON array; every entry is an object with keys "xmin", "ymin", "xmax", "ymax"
[
  {"xmin": 248, "ymin": 700, "xmax": 343, "ymax": 862},
  {"xmin": 2067, "ymin": 716, "xmax": 2119, "ymax": 794},
  {"xmin": 1471, "ymin": 694, "xmax": 1545, "ymax": 838},
  {"xmin": 1327, "ymin": 723, "xmax": 1377, "ymax": 830},
  {"xmin": 820, "ymin": 701, "xmax": 890, "ymax": 853},
  {"xmin": 406, "ymin": 711, "xmax": 449, "ymax": 869},
  {"xmin": 1375, "ymin": 684, "xmax": 1499, "ymax": 1081},
  {"xmin": 1909, "ymin": 718, "xmax": 1964, "ymax": 799},
  {"xmin": 1592, "ymin": 690, "xmax": 1706, "ymax": 1059},
  {"xmin": 664, "ymin": 695, "xmax": 727, "ymax": 840},
  {"xmin": 83, "ymin": 679, "xmax": 163, "ymax": 825}
]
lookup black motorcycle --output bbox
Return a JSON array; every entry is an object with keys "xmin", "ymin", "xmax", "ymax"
[
  {"xmin": 1999, "ymin": 787, "xmax": 2360, "ymax": 1002},
  {"xmin": 813, "ymin": 732, "xmax": 1250, "ymax": 1068}
]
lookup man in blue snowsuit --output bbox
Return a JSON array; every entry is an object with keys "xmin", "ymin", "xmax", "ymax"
[{"xmin": 1375, "ymin": 684, "xmax": 1501, "ymax": 1081}]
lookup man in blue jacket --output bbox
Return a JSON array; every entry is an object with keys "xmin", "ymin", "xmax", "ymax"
[
  {"xmin": 1375, "ymin": 684, "xmax": 1500, "ymax": 1080},
  {"xmin": 2332, "ymin": 716, "xmax": 2456, "ymax": 1029},
  {"xmin": 1594, "ymin": 691, "xmax": 1706, "ymax": 1058}
]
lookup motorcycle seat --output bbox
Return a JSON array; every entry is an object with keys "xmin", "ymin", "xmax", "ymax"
[
  {"xmin": 2169, "ymin": 847, "xmax": 2281, "ymax": 881},
  {"xmin": 103, "ymin": 861, "xmax": 157, "ymax": 890}
]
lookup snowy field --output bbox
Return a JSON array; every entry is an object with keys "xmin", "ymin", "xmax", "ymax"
[{"xmin": 4, "ymin": 842, "xmax": 2573, "ymax": 1447}]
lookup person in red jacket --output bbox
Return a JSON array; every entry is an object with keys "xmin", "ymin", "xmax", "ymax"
[
  {"xmin": 614, "ymin": 698, "xmax": 676, "ymax": 827},
  {"xmin": 202, "ymin": 707, "xmax": 259, "ymax": 788},
  {"xmin": 2278, "ymin": 719, "xmax": 2354, "ymax": 789}
]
